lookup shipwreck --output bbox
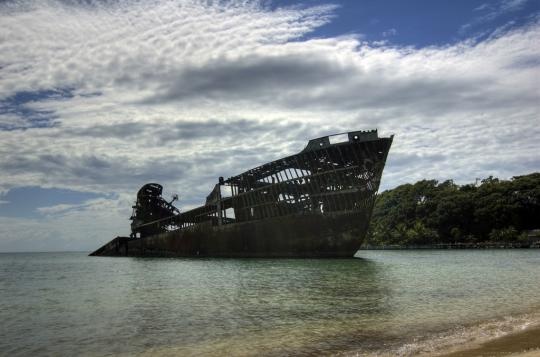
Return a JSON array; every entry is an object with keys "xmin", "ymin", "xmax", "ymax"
[{"xmin": 90, "ymin": 130, "xmax": 393, "ymax": 258}]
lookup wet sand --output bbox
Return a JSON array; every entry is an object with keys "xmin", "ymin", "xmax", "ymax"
[{"xmin": 439, "ymin": 324, "xmax": 540, "ymax": 357}]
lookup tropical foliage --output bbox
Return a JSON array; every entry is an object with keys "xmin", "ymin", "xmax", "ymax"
[{"xmin": 366, "ymin": 173, "xmax": 540, "ymax": 246}]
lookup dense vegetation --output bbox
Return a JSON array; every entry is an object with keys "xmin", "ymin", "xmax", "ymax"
[{"xmin": 366, "ymin": 172, "xmax": 540, "ymax": 246}]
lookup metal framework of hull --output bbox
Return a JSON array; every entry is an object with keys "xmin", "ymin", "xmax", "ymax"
[{"xmin": 132, "ymin": 130, "xmax": 393, "ymax": 237}]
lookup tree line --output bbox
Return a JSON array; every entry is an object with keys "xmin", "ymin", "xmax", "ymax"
[{"xmin": 366, "ymin": 172, "xmax": 540, "ymax": 246}]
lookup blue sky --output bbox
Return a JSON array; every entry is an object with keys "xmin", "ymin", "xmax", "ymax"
[
  {"xmin": 0, "ymin": 0, "xmax": 538, "ymax": 251},
  {"xmin": 275, "ymin": 0, "xmax": 539, "ymax": 44},
  {"xmin": 0, "ymin": 187, "xmax": 108, "ymax": 219}
]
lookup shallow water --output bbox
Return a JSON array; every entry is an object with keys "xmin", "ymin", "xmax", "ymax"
[{"xmin": 1, "ymin": 250, "xmax": 539, "ymax": 356}]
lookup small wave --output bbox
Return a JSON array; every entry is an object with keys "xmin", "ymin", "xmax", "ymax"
[{"xmin": 345, "ymin": 310, "xmax": 540, "ymax": 357}]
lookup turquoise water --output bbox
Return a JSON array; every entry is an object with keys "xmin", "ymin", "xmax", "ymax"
[{"xmin": 1, "ymin": 250, "xmax": 539, "ymax": 356}]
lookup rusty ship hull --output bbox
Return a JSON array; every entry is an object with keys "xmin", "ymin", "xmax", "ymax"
[
  {"xmin": 90, "ymin": 130, "xmax": 393, "ymax": 258},
  {"xmin": 90, "ymin": 211, "xmax": 370, "ymax": 258}
]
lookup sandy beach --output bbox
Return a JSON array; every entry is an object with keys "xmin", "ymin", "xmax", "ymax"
[{"xmin": 439, "ymin": 324, "xmax": 540, "ymax": 357}]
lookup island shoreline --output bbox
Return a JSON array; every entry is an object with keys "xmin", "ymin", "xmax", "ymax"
[{"xmin": 360, "ymin": 243, "xmax": 539, "ymax": 250}]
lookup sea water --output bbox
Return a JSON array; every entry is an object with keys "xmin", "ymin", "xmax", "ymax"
[{"xmin": 1, "ymin": 250, "xmax": 539, "ymax": 356}]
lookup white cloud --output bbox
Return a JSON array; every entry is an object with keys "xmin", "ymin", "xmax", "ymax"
[
  {"xmin": 0, "ymin": 0, "xmax": 539, "ymax": 251},
  {"xmin": 382, "ymin": 28, "xmax": 397, "ymax": 37},
  {"xmin": 474, "ymin": 4, "xmax": 491, "ymax": 12},
  {"xmin": 36, "ymin": 197, "xmax": 114, "ymax": 216},
  {"xmin": 500, "ymin": 0, "xmax": 529, "ymax": 13},
  {"xmin": 0, "ymin": 196, "xmax": 131, "ymax": 252},
  {"xmin": 460, "ymin": 0, "xmax": 530, "ymax": 34}
]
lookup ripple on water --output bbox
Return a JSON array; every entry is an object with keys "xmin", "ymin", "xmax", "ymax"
[{"xmin": 0, "ymin": 250, "xmax": 539, "ymax": 356}]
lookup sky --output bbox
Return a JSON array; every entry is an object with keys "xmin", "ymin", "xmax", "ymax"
[{"xmin": 0, "ymin": 0, "xmax": 539, "ymax": 252}]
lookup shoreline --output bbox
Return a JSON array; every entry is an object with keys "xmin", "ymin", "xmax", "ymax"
[
  {"xmin": 360, "ymin": 243, "xmax": 540, "ymax": 250},
  {"xmin": 373, "ymin": 310, "xmax": 540, "ymax": 357},
  {"xmin": 437, "ymin": 324, "xmax": 540, "ymax": 356}
]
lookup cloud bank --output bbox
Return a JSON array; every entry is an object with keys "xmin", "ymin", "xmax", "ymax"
[{"xmin": 0, "ymin": 0, "xmax": 538, "ymax": 251}]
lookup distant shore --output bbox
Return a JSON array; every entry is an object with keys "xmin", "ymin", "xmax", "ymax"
[
  {"xmin": 438, "ymin": 324, "xmax": 540, "ymax": 357},
  {"xmin": 360, "ymin": 242, "xmax": 540, "ymax": 250}
]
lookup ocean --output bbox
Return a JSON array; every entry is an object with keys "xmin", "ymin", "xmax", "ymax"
[{"xmin": 1, "ymin": 250, "xmax": 539, "ymax": 356}]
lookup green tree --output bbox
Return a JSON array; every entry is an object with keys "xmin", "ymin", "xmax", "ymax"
[{"xmin": 366, "ymin": 172, "xmax": 540, "ymax": 246}]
